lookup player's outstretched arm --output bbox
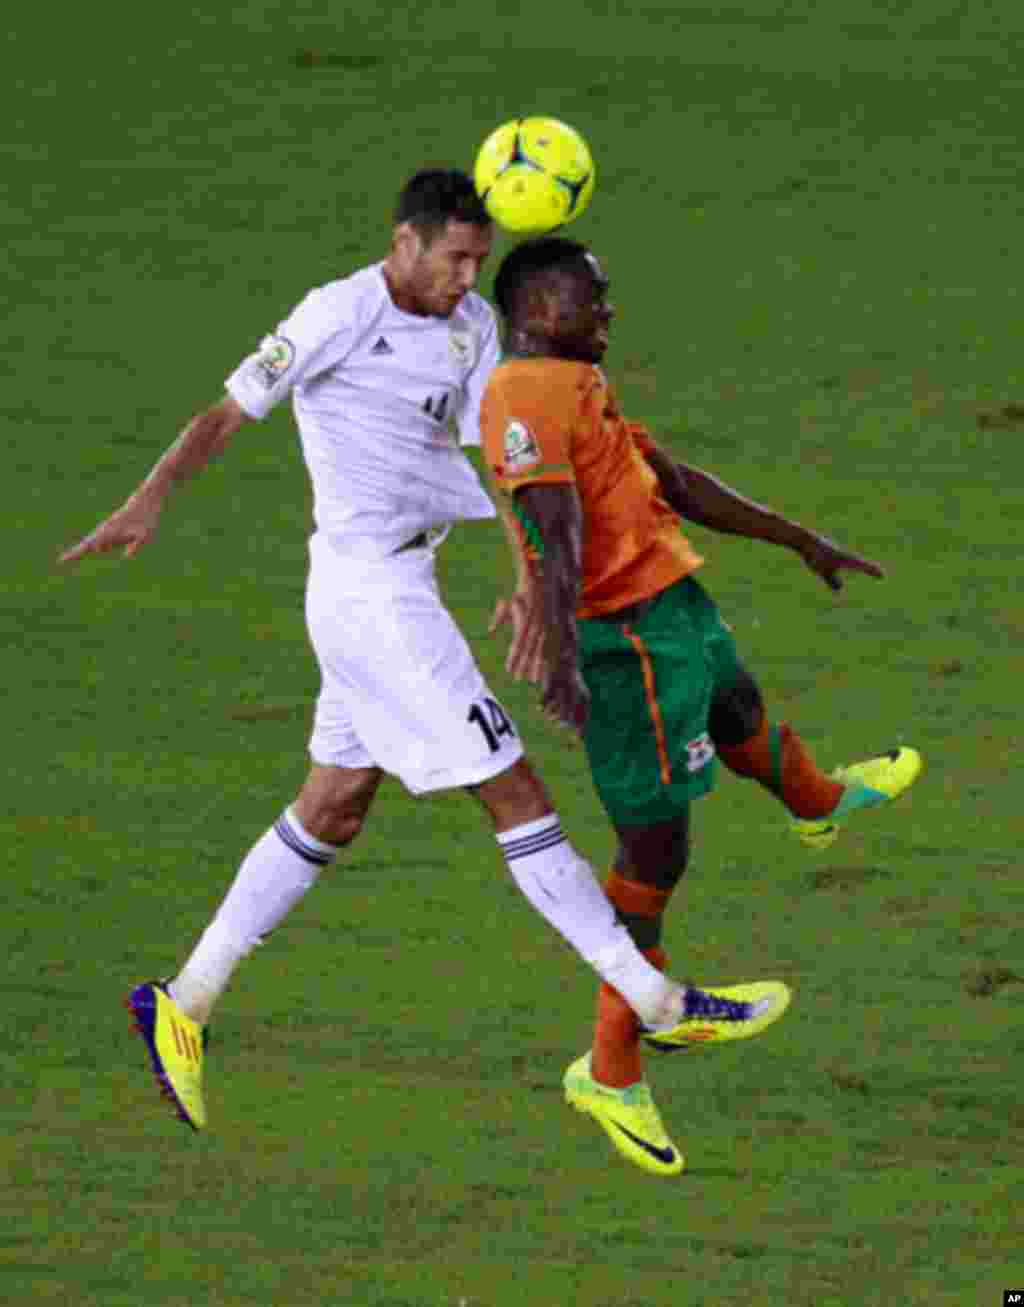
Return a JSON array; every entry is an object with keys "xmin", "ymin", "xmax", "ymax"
[
  {"xmin": 642, "ymin": 444, "xmax": 884, "ymax": 592},
  {"xmin": 59, "ymin": 396, "xmax": 250, "ymax": 565}
]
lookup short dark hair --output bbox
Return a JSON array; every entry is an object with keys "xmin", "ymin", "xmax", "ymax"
[
  {"xmin": 394, "ymin": 169, "xmax": 491, "ymax": 244},
  {"xmin": 493, "ymin": 236, "xmax": 591, "ymax": 319}
]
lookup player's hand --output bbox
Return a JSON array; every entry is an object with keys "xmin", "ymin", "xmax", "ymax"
[
  {"xmin": 488, "ymin": 592, "xmax": 546, "ymax": 684},
  {"xmin": 542, "ymin": 658, "xmax": 590, "ymax": 738},
  {"xmin": 58, "ymin": 494, "xmax": 163, "ymax": 565},
  {"xmin": 795, "ymin": 531, "xmax": 884, "ymax": 591}
]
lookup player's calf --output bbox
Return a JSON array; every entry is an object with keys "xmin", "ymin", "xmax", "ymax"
[{"xmin": 292, "ymin": 763, "xmax": 383, "ymax": 847}]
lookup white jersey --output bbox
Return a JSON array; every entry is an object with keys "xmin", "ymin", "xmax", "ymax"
[{"xmin": 225, "ymin": 262, "xmax": 500, "ymax": 558}]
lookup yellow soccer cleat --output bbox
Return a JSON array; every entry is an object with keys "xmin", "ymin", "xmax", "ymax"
[
  {"xmin": 791, "ymin": 746, "xmax": 923, "ymax": 850},
  {"xmin": 642, "ymin": 980, "xmax": 791, "ymax": 1053},
  {"xmin": 563, "ymin": 1053, "xmax": 684, "ymax": 1177},
  {"xmin": 126, "ymin": 980, "xmax": 206, "ymax": 1130}
]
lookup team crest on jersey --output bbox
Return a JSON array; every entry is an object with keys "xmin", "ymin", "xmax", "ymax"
[
  {"xmin": 449, "ymin": 327, "xmax": 476, "ymax": 368},
  {"xmin": 253, "ymin": 335, "xmax": 295, "ymax": 389},
  {"xmin": 503, "ymin": 419, "xmax": 540, "ymax": 471}
]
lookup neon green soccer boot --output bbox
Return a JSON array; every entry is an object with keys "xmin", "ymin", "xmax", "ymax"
[
  {"xmin": 564, "ymin": 1053, "xmax": 684, "ymax": 1177},
  {"xmin": 791, "ymin": 746, "xmax": 923, "ymax": 850}
]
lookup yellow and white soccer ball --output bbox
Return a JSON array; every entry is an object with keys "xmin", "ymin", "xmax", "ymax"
[{"xmin": 473, "ymin": 117, "xmax": 596, "ymax": 236}]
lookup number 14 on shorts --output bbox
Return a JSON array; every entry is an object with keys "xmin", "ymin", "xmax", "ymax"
[{"xmin": 468, "ymin": 696, "xmax": 517, "ymax": 753}]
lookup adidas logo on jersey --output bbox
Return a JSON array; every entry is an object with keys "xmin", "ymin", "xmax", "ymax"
[{"xmin": 370, "ymin": 336, "xmax": 394, "ymax": 356}]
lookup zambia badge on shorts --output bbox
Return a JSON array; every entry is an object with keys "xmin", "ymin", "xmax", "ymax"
[{"xmin": 686, "ymin": 732, "xmax": 715, "ymax": 773}]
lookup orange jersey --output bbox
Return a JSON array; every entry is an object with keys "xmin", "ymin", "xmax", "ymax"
[{"xmin": 480, "ymin": 357, "xmax": 703, "ymax": 618}]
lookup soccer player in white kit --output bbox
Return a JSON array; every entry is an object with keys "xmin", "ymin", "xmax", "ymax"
[{"xmin": 60, "ymin": 171, "xmax": 751, "ymax": 1160}]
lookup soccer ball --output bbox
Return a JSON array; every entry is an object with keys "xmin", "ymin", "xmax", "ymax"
[{"xmin": 473, "ymin": 117, "xmax": 596, "ymax": 236}]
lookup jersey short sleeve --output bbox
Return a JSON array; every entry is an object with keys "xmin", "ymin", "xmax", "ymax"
[
  {"xmin": 225, "ymin": 283, "xmax": 360, "ymax": 420},
  {"xmin": 480, "ymin": 361, "xmax": 588, "ymax": 491}
]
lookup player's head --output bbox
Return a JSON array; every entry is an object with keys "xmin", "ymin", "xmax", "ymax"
[
  {"xmin": 386, "ymin": 169, "xmax": 494, "ymax": 318},
  {"xmin": 493, "ymin": 236, "xmax": 614, "ymax": 363}
]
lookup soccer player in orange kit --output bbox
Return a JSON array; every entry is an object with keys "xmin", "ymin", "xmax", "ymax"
[{"xmin": 481, "ymin": 236, "xmax": 921, "ymax": 1176}]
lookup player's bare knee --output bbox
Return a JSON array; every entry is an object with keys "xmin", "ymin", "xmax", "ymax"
[
  {"xmin": 292, "ymin": 765, "xmax": 381, "ymax": 850},
  {"xmin": 614, "ymin": 813, "xmax": 691, "ymax": 890},
  {"xmin": 290, "ymin": 798, "xmax": 363, "ymax": 848},
  {"xmin": 317, "ymin": 808, "xmax": 366, "ymax": 847},
  {"xmin": 708, "ymin": 670, "xmax": 765, "ymax": 747},
  {"xmin": 468, "ymin": 756, "xmax": 553, "ymax": 830}
]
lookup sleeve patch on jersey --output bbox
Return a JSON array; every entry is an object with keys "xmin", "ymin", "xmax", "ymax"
[
  {"xmin": 503, "ymin": 419, "xmax": 541, "ymax": 471},
  {"xmin": 252, "ymin": 335, "xmax": 296, "ymax": 389},
  {"xmin": 449, "ymin": 327, "xmax": 476, "ymax": 368}
]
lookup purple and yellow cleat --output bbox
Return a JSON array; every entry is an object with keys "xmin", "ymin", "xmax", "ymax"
[
  {"xmin": 643, "ymin": 981, "xmax": 791, "ymax": 1053},
  {"xmin": 126, "ymin": 980, "xmax": 206, "ymax": 1130}
]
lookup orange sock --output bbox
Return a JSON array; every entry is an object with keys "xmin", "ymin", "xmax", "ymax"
[
  {"xmin": 591, "ymin": 871, "xmax": 673, "ymax": 1088},
  {"xmin": 592, "ymin": 947, "xmax": 667, "ymax": 1088},
  {"xmin": 717, "ymin": 718, "xmax": 843, "ymax": 819}
]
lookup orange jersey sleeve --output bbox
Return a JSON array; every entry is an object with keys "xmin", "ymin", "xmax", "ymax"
[
  {"xmin": 480, "ymin": 359, "xmax": 584, "ymax": 490},
  {"xmin": 481, "ymin": 358, "xmax": 703, "ymax": 617}
]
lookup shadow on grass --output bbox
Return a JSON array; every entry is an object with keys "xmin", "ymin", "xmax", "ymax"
[
  {"xmin": 962, "ymin": 965, "xmax": 1022, "ymax": 997},
  {"xmin": 807, "ymin": 865, "xmax": 892, "ymax": 891}
]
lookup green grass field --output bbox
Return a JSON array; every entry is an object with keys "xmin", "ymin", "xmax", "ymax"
[{"xmin": 5, "ymin": 2, "xmax": 1023, "ymax": 1303}]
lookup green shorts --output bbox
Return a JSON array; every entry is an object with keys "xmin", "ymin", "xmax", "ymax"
[{"xmin": 578, "ymin": 575, "xmax": 744, "ymax": 826}]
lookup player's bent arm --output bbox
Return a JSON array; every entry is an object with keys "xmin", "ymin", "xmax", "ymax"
[
  {"xmin": 495, "ymin": 498, "xmax": 536, "ymax": 597},
  {"xmin": 59, "ymin": 395, "xmax": 251, "ymax": 564},
  {"xmin": 481, "ymin": 464, "xmax": 547, "ymax": 683},
  {"xmin": 514, "ymin": 483, "xmax": 590, "ymax": 733},
  {"xmin": 642, "ymin": 443, "xmax": 805, "ymax": 549},
  {"xmin": 641, "ymin": 443, "xmax": 884, "ymax": 589},
  {"xmin": 514, "ymin": 483, "xmax": 583, "ymax": 663},
  {"xmin": 137, "ymin": 395, "xmax": 251, "ymax": 501}
]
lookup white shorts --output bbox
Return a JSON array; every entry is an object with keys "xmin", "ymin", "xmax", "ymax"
[{"xmin": 305, "ymin": 531, "xmax": 524, "ymax": 794}]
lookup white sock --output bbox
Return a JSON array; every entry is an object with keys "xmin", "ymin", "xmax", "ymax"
[
  {"xmin": 168, "ymin": 808, "xmax": 338, "ymax": 1023},
  {"xmin": 496, "ymin": 815, "xmax": 678, "ymax": 1027}
]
